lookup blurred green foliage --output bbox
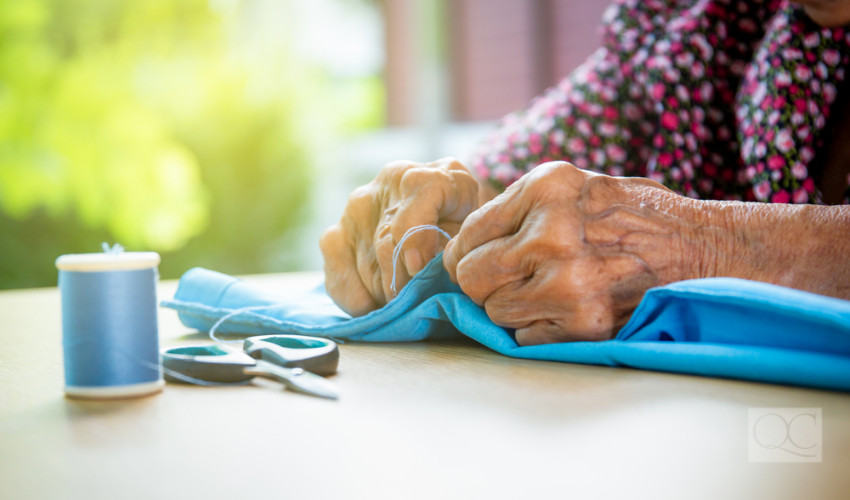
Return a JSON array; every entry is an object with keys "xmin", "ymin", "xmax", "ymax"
[{"xmin": 0, "ymin": 0, "xmax": 384, "ymax": 288}]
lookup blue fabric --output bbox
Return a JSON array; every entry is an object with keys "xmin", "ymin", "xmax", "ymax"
[{"xmin": 161, "ymin": 255, "xmax": 850, "ymax": 392}]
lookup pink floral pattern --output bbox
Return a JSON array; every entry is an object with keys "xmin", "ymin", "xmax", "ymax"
[{"xmin": 469, "ymin": 0, "xmax": 850, "ymax": 204}]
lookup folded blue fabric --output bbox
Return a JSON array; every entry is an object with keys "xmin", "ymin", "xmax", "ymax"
[{"xmin": 161, "ymin": 255, "xmax": 850, "ymax": 392}]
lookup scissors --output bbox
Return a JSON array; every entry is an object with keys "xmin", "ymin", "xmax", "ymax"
[{"xmin": 161, "ymin": 335, "xmax": 340, "ymax": 399}]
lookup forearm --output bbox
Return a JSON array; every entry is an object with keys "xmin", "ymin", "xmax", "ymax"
[
  {"xmin": 588, "ymin": 181, "xmax": 850, "ymax": 300},
  {"xmin": 696, "ymin": 201, "xmax": 850, "ymax": 299}
]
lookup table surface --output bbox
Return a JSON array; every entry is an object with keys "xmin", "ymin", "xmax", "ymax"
[{"xmin": 1, "ymin": 272, "xmax": 848, "ymax": 500}]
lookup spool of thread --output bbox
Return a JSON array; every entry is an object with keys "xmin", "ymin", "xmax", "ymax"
[{"xmin": 56, "ymin": 247, "xmax": 164, "ymax": 399}]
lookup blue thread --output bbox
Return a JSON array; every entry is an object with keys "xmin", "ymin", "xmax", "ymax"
[
  {"xmin": 101, "ymin": 242, "xmax": 125, "ymax": 254},
  {"xmin": 207, "ymin": 304, "xmax": 285, "ymax": 343},
  {"xmin": 142, "ymin": 354, "xmax": 250, "ymax": 387},
  {"xmin": 58, "ymin": 249, "xmax": 163, "ymax": 397},
  {"xmin": 205, "ymin": 306, "xmax": 349, "ymax": 344},
  {"xmin": 390, "ymin": 224, "xmax": 451, "ymax": 295}
]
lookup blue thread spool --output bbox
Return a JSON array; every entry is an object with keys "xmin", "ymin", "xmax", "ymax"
[{"xmin": 56, "ymin": 250, "xmax": 164, "ymax": 399}]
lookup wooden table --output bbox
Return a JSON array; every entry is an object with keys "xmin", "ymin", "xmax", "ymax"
[{"xmin": 1, "ymin": 272, "xmax": 848, "ymax": 500}]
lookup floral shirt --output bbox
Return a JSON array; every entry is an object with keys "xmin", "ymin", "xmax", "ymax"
[{"xmin": 469, "ymin": 0, "xmax": 850, "ymax": 204}]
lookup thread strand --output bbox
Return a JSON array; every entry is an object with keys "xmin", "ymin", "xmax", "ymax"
[
  {"xmin": 390, "ymin": 224, "xmax": 451, "ymax": 295},
  {"xmin": 111, "ymin": 349, "xmax": 250, "ymax": 387},
  {"xmin": 207, "ymin": 304, "xmax": 285, "ymax": 343}
]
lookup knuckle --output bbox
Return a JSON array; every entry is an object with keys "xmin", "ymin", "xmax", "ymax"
[
  {"xmin": 439, "ymin": 157, "xmax": 467, "ymax": 173},
  {"xmin": 319, "ymin": 225, "xmax": 345, "ymax": 256},
  {"xmin": 545, "ymin": 160, "xmax": 575, "ymax": 174},
  {"xmin": 522, "ymin": 170, "xmax": 558, "ymax": 198},
  {"xmin": 535, "ymin": 161, "xmax": 588, "ymax": 194},
  {"xmin": 449, "ymin": 166, "xmax": 477, "ymax": 192},
  {"xmin": 429, "ymin": 156, "xmax": 456, "ymax": 168},
  {"xmin": 532, "ymin": 160, "xmax": 574, "ymax": 181},
  {"xmin": 399, "ymin": 168, "xmax": 426, "ymax": 190},
  {"xmin": 400, "ymin": 166, "xmax": 447, "ymax": 193},
  {"xmin": 346, "ymin": 185, "xmax": 376, "ymax": 213},
  {"xmin": 381, "ymin": 160, "xmax": 420, "ymax": 184}
]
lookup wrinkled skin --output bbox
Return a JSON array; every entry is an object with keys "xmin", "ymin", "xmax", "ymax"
[
  {"xmin": 319, "ymin": 158, "xmax": 481, "ymax": 316},
  {"xmin": 323, "ymin": 159, "xmax": 850, "ymax": 346},
  {"xmin": 443, "ymin": 162, "xmax": 712, "ymax": 345}
]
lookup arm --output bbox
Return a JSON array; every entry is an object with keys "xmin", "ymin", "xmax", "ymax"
[
  {"xmin": 706, "ymin": 201, "xmax": 850, "ymax": 299},
  {"xmin": 443, "ymin": 162, "xmax": 850, "ymax": 345}
]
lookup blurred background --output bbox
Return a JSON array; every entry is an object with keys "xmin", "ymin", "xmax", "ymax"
[{"xmin": 0, "ymin": 0, "xmax": 605, "ymax": 289}]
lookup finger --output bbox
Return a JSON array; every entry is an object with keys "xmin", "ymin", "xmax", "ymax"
[
  {"xmin": 515, "ymin": 321, "xmax": 570, "ymax": 346},
  {"xmin": 392, "ymin": 163, "xmax": 478, "ymax": 276},
  {"xmin": 480, "ymin": 268, "xmax": 584, "ymax": 336},
  {"xmin": 481, "ymin": 278, "xmax": 540, "ymax": 329},
  {"xmin": 391, "ymin": 172, "xmax": 444, "ymax": 276},
  {"xmin": 338, "ymin": 181, "xmax": 396, "ymax": 309},
  {"xmin": 355, "ymin": 235, "xmax": 385, "ymax": 303},
  {"xmin": 512, "ymin": 299, "xmax": 615, "ymax": 344},
  {"xmin": 319, "ymin": 225, "xmax": 379, "ymax": 316},
  {"xmin": 453, "ymin": 234, "xmax": 530, "ymax": 305},
  {"xmin": 443, "ymin": 186, "xmax": 527, "ymax": 282},
  {"xmin": 434, "ymin": 158, "xmax": 481, "ymax": 220},
  {"xmin": 514, "ymin": 301, "xmax": 630, "ymax": 344},
  {"xmin": 510, "ymin": 254, "xmax": 653, "ymax": 345},
  {"xmin": 375, "ymin": 221, "xmax": 407, "ymax": 302}
]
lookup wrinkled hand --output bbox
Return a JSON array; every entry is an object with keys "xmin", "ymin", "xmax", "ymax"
[
  {"xmin": 320, "ymin": 158, "xmax": 480, "ymax": 316},
  {"xmin": 444, "ymin": 162, "xmax": 710, "ymax": 345}
]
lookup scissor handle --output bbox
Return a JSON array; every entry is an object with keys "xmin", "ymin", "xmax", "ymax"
[
  {"xmin": 161, "ymin": 345, "xmax": 257, "ymax": 384},
  {"xmin": 243, "ymin": 335, "xmax": 339, "ymax": 376}
]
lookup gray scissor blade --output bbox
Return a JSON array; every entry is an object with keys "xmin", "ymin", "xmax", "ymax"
[{"xmin": 247, "ymin": 360, "xmax": 339, "ymax": 400}]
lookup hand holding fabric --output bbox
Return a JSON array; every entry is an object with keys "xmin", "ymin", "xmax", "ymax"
[
  {"xmin": 320, "ymin": 158, "xmax": 480, "ymax": 316},
  {"xmin": 443, "ymin": 162, "xmax": 712, "ymax": 345}
]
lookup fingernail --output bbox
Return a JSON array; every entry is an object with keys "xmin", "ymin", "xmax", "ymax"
[{"xmin": 404, "ymin": 248, "xmax": 423, "ymax": 277}]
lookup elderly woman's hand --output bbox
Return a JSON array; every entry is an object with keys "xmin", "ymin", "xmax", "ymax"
[
  {"xmin": 320, "ymin": 158, "xmax": 481, "ymax": 316},
  {"xmin": 443, "ymin": 162, "xmax": 715, "ymax": 345}
]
